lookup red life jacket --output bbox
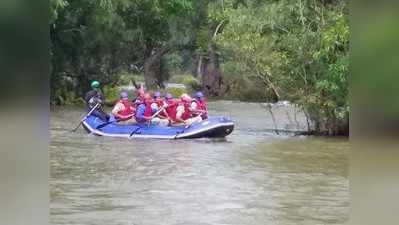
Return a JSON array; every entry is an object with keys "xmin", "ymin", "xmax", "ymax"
[
  {"xmin": 175, "ymin": 101, "xmax": 192, "ymax": 121},
  {"xmin": 154, "ymin": 98, "xmax": 164, "ymax": 107},
  {"xmin": 115, "ymin": 99, "xmax": 135, "ymax": 121},
  {"xmin": 165, "ymin": 99, "xmax": 178, "ymax": 120},
  {"xmin": 154, "ymin": 99, "xmax": 168, "ymax": 117},
  {"xmin": 197, "ymin": 100, "xmax": 207, "ymax": 111},
  {"xmin": 143, "ymin": 100, "xmax": 154, "ymax": 118},
  {"xmin": 195, "ymin": 99, "xmax": 208, "ymax": 119},
  {"xmin": 181, "ymin": 105, "xmax": 192, "ymax": 120}
]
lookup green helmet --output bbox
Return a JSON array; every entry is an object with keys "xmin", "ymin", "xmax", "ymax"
[{"xmin": 90, "ymin": 80, "xmax": 100, "ymax": 88}]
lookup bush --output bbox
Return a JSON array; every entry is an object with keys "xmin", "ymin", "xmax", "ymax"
[
  {"xmin": 118, "ymin": 71, "xmax": 144, "ymax": 85},
  {"xmin": 103, "ymin": 85, "xmax": 120, "ymax": 103},
  {"xmin": 165, "ymin": 87, "xmax": 187, "ymax": 98},
  {"xmin": 182, "ymin": 76, "xmax": 201, "ymax": 92},
  {"xmin": 168, "ymin": 74, "xmax": 188, "ymax": 83},
  {"xmin": 169, "ymin": 74, "xmax": 201, "ymax": 93}
]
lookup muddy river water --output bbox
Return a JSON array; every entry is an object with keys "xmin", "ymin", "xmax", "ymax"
[{"xmin": 50, "ymin": 101, "xmax": 349, "ymax": 225}]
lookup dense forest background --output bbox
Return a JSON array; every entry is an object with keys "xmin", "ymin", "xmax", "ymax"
[{"xmin": 50, "ymin": 0, "xmax": 348, "ymax": 135}]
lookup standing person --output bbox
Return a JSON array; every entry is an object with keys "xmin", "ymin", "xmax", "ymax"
[
  {"xmin": 111, "ymin": 91, "xmax": 135, "ymax": 124},
  {"xmin": 84, "ymin": 80, "xmax": 110, "ymax": 122},
  {"xmin": 191, "ymin": 91, "xmax": 208, "ymax": 120}
]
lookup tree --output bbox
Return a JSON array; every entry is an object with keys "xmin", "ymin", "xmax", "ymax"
[{"xmin": 216, "ymin": 0, "xmax": 349, "ymax": 134}]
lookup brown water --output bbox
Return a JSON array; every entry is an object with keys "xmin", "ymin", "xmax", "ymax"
[{"xmin": 50, "ymin": 101, "xmax": 349, "ymax": 225}]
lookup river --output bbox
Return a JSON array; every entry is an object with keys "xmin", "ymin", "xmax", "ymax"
[{"xmin": 50, "ymin": 101, "xmax": 349, "ymax": 225}]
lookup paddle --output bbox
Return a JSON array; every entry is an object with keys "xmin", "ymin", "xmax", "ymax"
[
  {"xmin": 146, "ymin": 106, "xmax": 166, "ymax": 126},
  {"xmin": 129, "ymin": 127, "xmax": 141, "ymax": 137},
  {"xmin": 72, "ymin": 103, "xmax": 100, "ymax": 132},
  {"xmin": 174, "ymin": 113, "xmax": 203, "ymax": 139},
  {"xmin": 152, "ymin": 106, "xmax": 166, "ymax": 119},
  {"xmin": 95, "ymin": 114, "xmax": 135, "ymax": 129}
]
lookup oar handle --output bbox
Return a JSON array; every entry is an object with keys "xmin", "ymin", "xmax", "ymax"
[
  {"xmin": 150, "ymin": 106, "xmax": 165, "ymax": 120},
  {"xmin": 85, "ymin": 103, "xmax": 100, "ymax": 118},
  {"xmin": 72, "ymin": 103, "xmax": 100, "ymax": 132}
]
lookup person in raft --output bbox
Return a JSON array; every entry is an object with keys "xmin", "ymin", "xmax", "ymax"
[
  {"xmin": 169, "ymin": 93, "xmax": 202, "ymax": 126},
  {"xmin": 111, "ymin": 91, "xmax": 135, "ymax": 124},
  {"xmin": 134, "ymin": 93, "xmax": 169, "ymax": 126},
  {"xmin": 151, "ymin": 91, "xmax": 169, "ymax": 120},
  {"xmin": 190, "ymin": 91, "xmax": 208, "ymax": 120},
  {"xmin": 84, "ymin": 80, "xmax": 110, "ymax": 122},
  {"xmin": 162, "ymin": 93, "xmax": 177, "ymax": 122}
]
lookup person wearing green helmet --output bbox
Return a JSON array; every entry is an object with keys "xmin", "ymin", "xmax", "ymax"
[{"xmin": 84, "ymin": 80, "xmax": 110, "ymax": 122}]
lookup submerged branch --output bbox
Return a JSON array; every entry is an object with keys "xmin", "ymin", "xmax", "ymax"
[{"xmin": 260, "ymin": 103, "xmax": 280, "ymax": 135}]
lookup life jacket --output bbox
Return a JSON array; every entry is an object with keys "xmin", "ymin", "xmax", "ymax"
[
  {"xmin": 165, "ymin": 99, "xmax": 178, "ymax": 120},
  {"xmin": 115, "ymin": 99, "xmax": 135, "ymax": 121},
  {"xmin": 143, "ymin": 99, "xmax": 154, "ymax": 118},
  {"xmin": 155, "ymin": 98, "xmax": 165, "ymax": 108},
  {"xmin": 181, "ymin": 104, "xmax": 192, "ymax": 120},
  {"xmin": 193, "ymin": 99, "xmax": 208, "ymax": 119},
  {"xmin": 172, "ymin": 100, "xmax": 191, "ymax": 121}
]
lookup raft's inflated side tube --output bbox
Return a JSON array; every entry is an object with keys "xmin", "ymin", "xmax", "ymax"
[{"xmin": 82, "ymin": 115, "xmax": 234, "ymax": 139}]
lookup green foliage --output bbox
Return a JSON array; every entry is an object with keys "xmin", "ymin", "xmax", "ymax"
[
  {"xmin": 182, "ymin": 76, "xmax": 201, "ymax": 91},
  {"xmin": 163, "ymin": 53, "xmax": 183, "ymax": 74},
  {"xmin": 169, "ymin": 74, "xmax": 187, "ymax": 83},
  {"xmin": 103, "ymin": 85, "xmax": 120, "ymax": 103},
  {"xmin": 169, "ymin": 74, "xmax": 200, "ymax": 92},
  {"xmin": 216, "ymin": 0, "xmax": 349, "ymax": 134},
  {"xmin": 165, "ymin": 87, "xmax": 187, "ymax": 98},
  {"xmin": 50, "ymin": 0, "xmax": 196, "ymax": 104}
]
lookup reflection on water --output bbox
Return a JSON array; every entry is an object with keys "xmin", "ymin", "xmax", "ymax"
[{"xmin": 50, "ymin": 101, "xmax": 349, "ymax": 225}]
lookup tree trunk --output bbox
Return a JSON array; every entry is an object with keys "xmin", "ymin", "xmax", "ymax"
[
  {"xmin": 200, "ymin": 42, "xmax": 222, "ymax": 96},
  {"xmin": 195, "ymin": 55, "xmax": 202, "ymax": 77},
  {"xmin": 199, "ymin": 20, "xmax": 226, "ymax": 97},
  {"xmin": 144, "ymin": 48, "xmax": 169, "ymax": 90}
]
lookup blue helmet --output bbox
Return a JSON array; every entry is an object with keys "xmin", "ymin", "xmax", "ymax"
[
  {"xmin": 120, "ymin": 91, "xmax": 129, "ymax": 99},
  {"xmin": 164, "ymin": 93, "xmax": 173, "ymax": 99},
  {"xmin": 153, "ymin": 91, "xmax": 161, "ymax": 98},
  {"xmin": 195, "ymin": 91, "xmax": 204, "ymax": 99}
]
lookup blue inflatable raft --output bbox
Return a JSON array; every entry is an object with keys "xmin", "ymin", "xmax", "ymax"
[{"xmin": 82, "ymin": 115, "xmax": 234, "ymax": 139}]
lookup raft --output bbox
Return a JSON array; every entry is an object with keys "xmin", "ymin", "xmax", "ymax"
[{"xmin": 82, "ymin": 115, "xmax": 234, "ymax": 139}]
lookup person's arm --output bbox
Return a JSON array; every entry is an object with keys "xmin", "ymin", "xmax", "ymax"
[
  {"xmin": 158, "ymin": 108, "xmax": 168, "ymax": 119},
  {"xmin": 189, "ymin": 101, "xmax": 207, "ymax": 114},
  {"xmin": 174, "ymin": 105, "xmax": 186, "ymax": 124},
  {"xmin": 111, "ymin": 103, "xmax": 123, "ymax": 117},
  {"xmin": 190, "ymin": 101, "xmax": 198, "ymax": 111},
  {"xmin": 84, "ymin": 91, "xmax": 92, "ymax": 103}
]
